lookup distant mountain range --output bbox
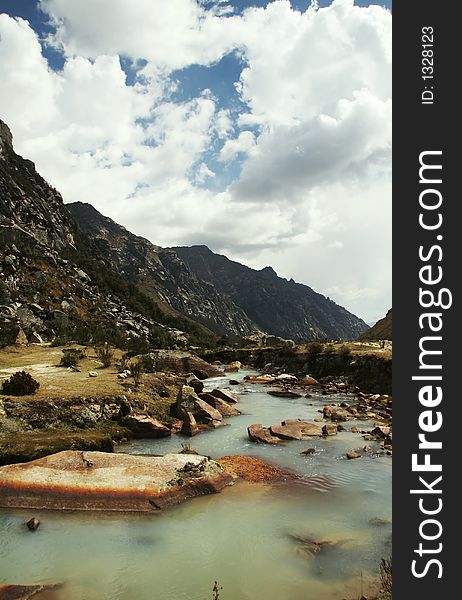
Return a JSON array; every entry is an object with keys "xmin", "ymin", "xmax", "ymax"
[
  {"xmin": 174, "ymin": 245, "xmax": 367, "ymax": 342},
  {"xmin": 0, "ymin": 118, "xmax": 367, "ymax": 347}
]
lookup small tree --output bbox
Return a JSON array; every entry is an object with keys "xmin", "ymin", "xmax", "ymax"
[
  {"xmin": 2, "ymin": 371, "xmax": 40, "ymax": 396},
  {"xmin": 129, "ymin": 361, "xmax": 144, "ymax": 386},
  {"xmin": 96, "ymin": 343, "xmax": 114, "ymax": 368}
]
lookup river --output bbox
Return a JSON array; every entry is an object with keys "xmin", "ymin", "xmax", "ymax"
[{"xmin": 0, "ymin": 369, "xmax": 391, "ymax": 600}]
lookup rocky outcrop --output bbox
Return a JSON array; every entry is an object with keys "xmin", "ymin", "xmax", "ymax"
[
  {"xmin": 143, "ymin": 351, "xmax": 223, "ymax": 379},
  {"xmin": 174, "ymin": 245, "xmax": 368, "ymax": 341},
  {"xmin": 0, "ymin": 120, "xmax": 223, "ymax": 349},
  {"xmin": 0, "ymin": 451, "xmax": 233, "ymax": 512}
]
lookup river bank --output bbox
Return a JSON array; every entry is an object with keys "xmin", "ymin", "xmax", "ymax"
[{"xmin": 0, "ymin": 346, "xmax": 392, "ymax": 599}]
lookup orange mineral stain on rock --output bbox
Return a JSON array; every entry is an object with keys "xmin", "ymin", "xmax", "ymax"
[
  {"xmin": 218, "ymin": 455, "xmax": 295, "ymax": 483},
  {"xmin": 0, "ymin": 451, "xmax": 233, "ymax": 512}
]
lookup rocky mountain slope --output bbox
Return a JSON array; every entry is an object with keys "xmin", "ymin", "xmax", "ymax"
[
  {"xmin": 67, "ymin": 202, "xmax": 256, "ymax": 338},
  {"xmin": 174, "ymin": 246, "xmax": 368, "ymax": 342},
  {"xmin": 0, "ymin": 120, "xmax": 218, "ymax": 348},
  {"xmin": 359, "ymin": 309, "xmax": 392, "ymax": 341}
]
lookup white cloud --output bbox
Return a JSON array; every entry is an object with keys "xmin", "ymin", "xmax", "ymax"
[
  {"xmin": 0, "ymin": 0, "xmax": 392, "ymax": 323},
  {"xmin": 219, "ymin": 130, "xmax": 255, "ymax": 162}
]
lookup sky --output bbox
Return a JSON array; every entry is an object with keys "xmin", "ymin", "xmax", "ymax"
[{"xmin": 0, "ymin": 0, "xmax": 392, "ymax": 323}]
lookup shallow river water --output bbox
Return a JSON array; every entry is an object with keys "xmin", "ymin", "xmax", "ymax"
[{"xmin": 0, "ymin": 370, "xmax": 391, "ymax": 600}]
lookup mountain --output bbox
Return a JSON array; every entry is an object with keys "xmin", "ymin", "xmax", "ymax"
[
  {"xmin": 174, "ymin": 245, "xmax": 368, "ymax": 342},
  {"xmin": 0, "ymin": 120, "xmax": 219, "ymax": 348},
  {"xmin": 1, "ymin": 117, "xmax": 368, "ymax": 347},
  {"xmin": 359, "ymin": 309, "xmax": 392, "ymax": 341},
  {"xmin": 67, "ymin": 202, "xmax": 256, "ymax": 338}
]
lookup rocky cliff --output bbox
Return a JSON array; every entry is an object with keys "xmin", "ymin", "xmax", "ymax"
[
  {"xmin": 68, "ymin": 202, "xmax": 256, "ymax": 338},
  {"xmin": 174, "ymin": 245, "xmax": 368, "ymax": 342},
  {"xmin": 0, "ymin": 120, "xmax": 218, "ymax": 348}
]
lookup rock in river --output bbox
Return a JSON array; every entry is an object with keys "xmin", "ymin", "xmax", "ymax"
[
  {"xmin": 121, "ymin": 415, "xmax": 171, "ymax": 438},
  {"xmin": 209, "ymin": 388, "xmax": 239, "ymax": 404},
  {"xmin": 0, "ymin": 583, "xmax": 62, "ymax": 599},
  {"xmin": 267, "ymin": 390, "xmax": 302, "ymax": 399},
  {"xmin": 0, "ymin": 451, "xmax": 233, "ymax": 512},
  {"xmin": 247, "ymin": 424, "xmax": 281, "ymax": 445}
]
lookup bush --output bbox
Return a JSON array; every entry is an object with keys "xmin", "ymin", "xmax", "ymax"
[
  {"xmin": 2, "ymin": 371, "xmax": 40, "ymax": 396},
  {"xmin": 307, "ymin": 341, "xmax": 324, "ymax": 358},
  {"xmin": 60, "ymin": 348, "xmax": 85, "ymax": 367},
  {"xmin": 337, "ymin": 345, "xmax": 352, "ymax": 359},
  {"xmin": 129, "ymin": 361, "xmax": 144, "ymax": 386},
  {"xmin": 96, "ymin": 343, "xmax": 114, "ymax": 368}
]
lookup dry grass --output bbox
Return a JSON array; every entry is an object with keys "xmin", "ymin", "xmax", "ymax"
[{"xmin": 0, "ymin": 344, "xmax": 179, "ymax": 407}]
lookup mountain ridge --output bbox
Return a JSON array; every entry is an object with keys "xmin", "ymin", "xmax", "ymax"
[
  {"xmin": 1, "ymin": 118, "xmax": 368, "ymax": 347},
  {"xmin": 174, "ymin": 245, "xmax": 368, "ymax": 342}
]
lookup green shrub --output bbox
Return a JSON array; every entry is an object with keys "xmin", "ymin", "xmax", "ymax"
[
  {"xmin": 96, "ymin": 343, "xmax": 114, "ymax": 368},
  {"xmin": 2, "ymin": 371, "xmax": 40, "ymax": 396},
  {"xmin": 307, "ymin": 341, "xmax": 324, "ymax": 358},
  {"xmin": 60, "ymin": 348, "xmax": 85, "ymax": 367}
]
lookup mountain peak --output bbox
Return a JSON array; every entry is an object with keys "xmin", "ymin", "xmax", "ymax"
[{"xmin": 0, "ymin": 120, "xmax": 13, "ymax": 153}]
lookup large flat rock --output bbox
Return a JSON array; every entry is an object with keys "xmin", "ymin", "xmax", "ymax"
[{"xmin": 0, "ymin": 451, "xmax": 233, "ymax": 512}]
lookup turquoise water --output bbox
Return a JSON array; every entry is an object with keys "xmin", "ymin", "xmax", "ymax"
[{"xmin": 0, "ymin": 370, "xmax": 391, "ymax": 600}]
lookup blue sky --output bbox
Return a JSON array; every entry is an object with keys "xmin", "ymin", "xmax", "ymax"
[{"xmin": 0, "ymin": 1, "xmax": 392, "ymax": 322}]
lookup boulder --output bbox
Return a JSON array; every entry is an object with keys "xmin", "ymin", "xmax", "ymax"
[
  {"xmin": 244, "ymin": 374, "xmax": 274, "ymax": 383},
  {"xmin": 247, "ymin": 424, "xmax": 281, "ymax": 444},
  {"xmin": 180, "ymin": 411, "xmax": 199, "ymax": 437},
  {"xmin": 281, "ymin": 419, "xmax": 323, "ymax": 437},
  {"xmin": 301, "ymin": 448, "xmax": 316, "ymax": 455},
  {"xmin": 322, "ymin": 424, "xmax": 338, "ymax": 436},
  {"xmin": 346, "ymin": 451, "xmax": 361, "ymax": 459},
  {"xmin": 270, "ymin": 423, "xmax": 303, "ymax": 440},
  {"xmin": 229, "ymin": 380, "xmax": 239, "ymax": 385},
  {"xmin": 28, "ymin": 331, "xmax": 44, "ymax": 344},
  {"xmin": 121, "ymin": 415, "xmax": 171, "ymax": 438},
  {"xmin": 267, "ymin": 390, "xmax": 302, "ymax": 398},
  {"xmin": 371, "ymin": 426, "xmax": 391, "ymax": 438},
  {"xmin": 185, "ymin": 374, "xmax": 204, "ymax": 394},
  {"xmin": 0, "ymin": 584, "xmax": 62, "ymax": 599},
  {"xmin": 192, "ymin": 398, "xmax": 223, "ymax": 424},
  {"xmin": 275, "ymin": 373, "xmax": 297, "ymax": 381},
  {"xmin": 209, "ymin": 388, "xmax": 239, "ymax": 404},
  {"xmin": 330, "ymin": 408, "xmax": 350, "ymax": 421},
  {"xmin": 199, "ymin": 394, "xmax": 241, "ymax": 417},
  {"xmin": 88, "ymin": 371, "xmax": 98, "ymax": 378},
  {"xmin": 26, "ymin": 517, "xmax": 40, "ymax": 531},
  {"xmin": 224, "ymin": 365, "xmax": 239, "ymax": 373},
  {"xmin": 298, "ymin": 376, "xmax": 320, "ymax": 386},
  {"xmin": 0, "ymin": 451, "xmax": 233, "ymax": 512}
]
